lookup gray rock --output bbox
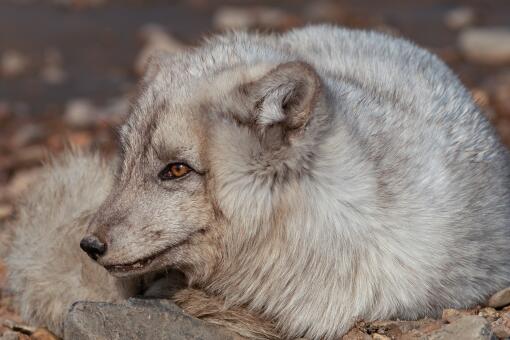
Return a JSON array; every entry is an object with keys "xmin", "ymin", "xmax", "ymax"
[
  {"xmin": 488, "ymin": 286, "xmax": 510, "ymax": 308},
  {"xmin": 64, "ymin": 298, "xmax": 244, "ymax": 340},
  {"xmin": 425, "ymin": 316, "xmax": 495, "ymax": 340},
  {"xmin": 458, "ymin": 27, "xmax": 510, "ymax": 64}
]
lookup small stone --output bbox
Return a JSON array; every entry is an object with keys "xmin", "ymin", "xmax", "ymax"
[
  {"xmin": 444, "ymin": 7, "xmax": 476, "ymax": 30},
  {"xmin": 459, "ymin": 27, "xmax": 510, "ymax": 65},
  {"xmin": 135, "ymin": 24, "xmax": 186, "ymax": 76},
  {"xmin": 441, "ymin": 308, "xmax": 477, "ymax": 323},
  {"xmin": 478, "ymin": 307, "xmax": 500, "ymax": 322},
  {"xmin": 371, "ymin": 334, "xmax": 390, "ymax": 340},
  {"xmin": 342, "ymin": 328, "xmax": 371, "ymax": 340},
  {"xmin": 213, "ymin": 6, "xmax": 300, "ymax": 31},
  {"xmin": 488, "ymin": 286, "xmax": 510, "ymax": 308},
  {"xmin": 491, "ymin": 312, "xmax": 510, "ymax": 338},
  {"xmin": 427, "ymin": 315, "xmax": 493, "ymax": 340},
  {"xmin": 1, "ymin": 50, "xmax": 30, "ymax": 77},
  {"xmin": 64, "ymin": 99, "xmax": 98, "ymax": 128}
]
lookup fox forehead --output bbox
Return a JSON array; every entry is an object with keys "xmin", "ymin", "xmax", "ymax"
[{"xmin": 119, "ymin": 61, "xmax": 277, "ymax": 170}]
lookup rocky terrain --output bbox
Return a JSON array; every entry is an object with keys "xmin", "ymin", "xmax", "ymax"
[{"xmin": 1, "ymin": 0, "xmax": 510, "ymax": 339}]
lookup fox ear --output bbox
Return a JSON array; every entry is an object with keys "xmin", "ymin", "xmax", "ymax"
[{"xmin": 242, "ymin": 61, "xmax": 321, "ymax": 135}]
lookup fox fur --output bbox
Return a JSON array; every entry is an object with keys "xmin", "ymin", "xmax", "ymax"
[{"xmin": 4, "ymin": 25, "xmax": 510, "ymax": 339}]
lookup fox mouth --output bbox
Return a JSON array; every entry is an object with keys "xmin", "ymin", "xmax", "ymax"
[
  {"xmin": 102, "ymin": 229, "xmax": 205, "ymax": 275},
  {"xmin": 103, "ymin": 247, "xmax": 170, "ymax": 274}
]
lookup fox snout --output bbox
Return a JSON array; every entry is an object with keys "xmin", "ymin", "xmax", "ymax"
[{"xmin": 80, "ymin": 234, "xmax": 107, "ymax": 260}]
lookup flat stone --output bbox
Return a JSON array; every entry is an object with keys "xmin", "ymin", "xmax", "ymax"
[
  {"xmin": 64, "ymin": 298, "xmax": 244, "ymax": 340},
  {"xmin": 488, "ymin": 287, "xmax": 510, "ymax": 308},
  {"xmin": 425, "ymin": 316, "xmax": 494, "ymax": 340}
]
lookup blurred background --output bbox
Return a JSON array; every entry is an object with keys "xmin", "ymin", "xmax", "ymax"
[{"xmin": 0, "ymin": 0, "xmax": 510, "ymax": 334}]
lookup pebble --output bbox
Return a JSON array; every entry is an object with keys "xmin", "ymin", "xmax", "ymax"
[
  {"xmin": 459, "ymin": 27, "xmax": 510, "ymax": 64},
  {"xmin": 491, "ymin": 312, "xmax": 510, "ymax": 338},
  {"xmin": 488, "ymin": 286, "xmax": 510, "ymax": 308},
  {"xmin": 342, "ymin": 328, "xmax": 371, "ymax": 340},
  {"xmin": 441, "ymin": 308, "xmax": 477, "ymax": 323},
  {"xmin": 478, "ymin": 307, "xmax": 500, "ymax": 322},
  {"xmin": 213, "ymin": 6, "xmax": 300, "ymax": 31},
  {"xmin": 64, "ymin": 99, "xmax": 98, "ymax": 129},
  {"xmin": 444, "ymin": 7, "xmax": 476, "ymax": 30},
  {"xmin": 0, "ymin": 50, "xmax": 30, "ymax": 77},
  {"xmin": 135, "ymin": 24, "xmax": 186, "ymax": 76}
]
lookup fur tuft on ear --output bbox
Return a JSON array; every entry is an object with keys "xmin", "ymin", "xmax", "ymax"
[{"xmin": 243, "ymin": 61, "xmax": 321, "ymax": 134}]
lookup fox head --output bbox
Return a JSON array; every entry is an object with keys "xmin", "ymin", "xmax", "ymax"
[{"xmin": 80, "ymin": 46, "xmax": 330, "ymax": 283}]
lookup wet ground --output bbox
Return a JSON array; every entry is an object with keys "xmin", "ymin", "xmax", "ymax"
[{"xmin": 1, "ymin": 0, "xmax": 510, "ymax": 338}]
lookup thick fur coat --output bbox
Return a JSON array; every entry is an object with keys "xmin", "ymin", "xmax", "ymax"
[{"xmin": 4, "ymin": 25, "xmax": 510, "ymax": 339}]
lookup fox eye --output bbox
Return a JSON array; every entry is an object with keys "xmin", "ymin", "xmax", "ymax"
[{"xmin": 158, "ymin": 163, "xmax": 192, "ymax": 180}]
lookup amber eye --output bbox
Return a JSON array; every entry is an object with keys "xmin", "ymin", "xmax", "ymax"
[{"xmin": 158, "ymin": 163, "xmax": 192, "ymax": 180}]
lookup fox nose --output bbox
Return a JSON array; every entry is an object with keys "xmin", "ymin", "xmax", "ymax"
[{"xmin": 80, "ymin": 235, "xmax": 107, "ymax": 260}]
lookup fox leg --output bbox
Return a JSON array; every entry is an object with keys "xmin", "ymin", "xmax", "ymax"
[{"xmin": 172, "ymin": 288, "xmax": 280, "ymax": 340}]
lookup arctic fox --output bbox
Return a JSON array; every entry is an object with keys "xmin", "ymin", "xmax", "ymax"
[{"xmin": 4, "ymin": 25, "xmax": 510, "ymax": 339}]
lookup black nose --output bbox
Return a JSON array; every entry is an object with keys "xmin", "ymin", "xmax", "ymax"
[{"xmin": 80, "ymin": 235, "xmax": 107, "ymax": 260}]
